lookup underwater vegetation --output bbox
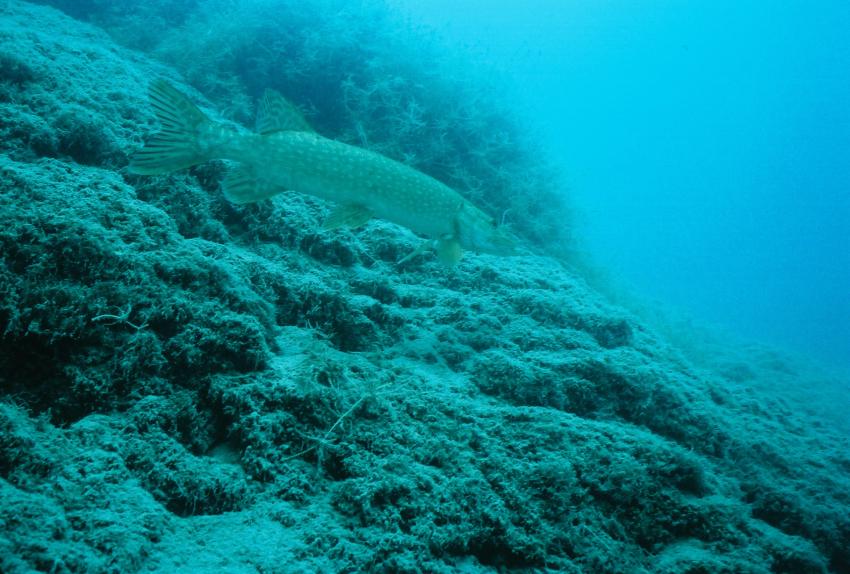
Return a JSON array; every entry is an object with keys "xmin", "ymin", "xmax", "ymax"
[
  {"xmin": 1, "ymin": 1, "xmax": 849, "ymax": 573},
  {"xmin": 39, "ymin": 0, "xmax": 574, "ymax": 255}
]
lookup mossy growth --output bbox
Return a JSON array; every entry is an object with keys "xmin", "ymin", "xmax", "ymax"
[{"xmin": 63, "ymin": 0, "xmax": 577, "ymax": 258}]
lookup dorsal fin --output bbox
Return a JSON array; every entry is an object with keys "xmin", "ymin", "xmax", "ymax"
[{"xmin": 256, "ymin": 89, "xmax": 313, "ymax": 134}]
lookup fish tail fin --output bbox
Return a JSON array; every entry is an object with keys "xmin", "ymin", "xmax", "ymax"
[{"xmin": 128, "ymin": 80, "xmax": 215, "ymax": 175}]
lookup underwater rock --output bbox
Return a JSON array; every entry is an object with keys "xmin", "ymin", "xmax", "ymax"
[{"xmin": 0, "ymin": 1, "xmax": 848, "ymax": 573}]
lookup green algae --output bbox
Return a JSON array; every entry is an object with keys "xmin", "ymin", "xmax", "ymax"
[{"xmin": 0, "ymin": 1, "xmax": 848, "ymax": 573}]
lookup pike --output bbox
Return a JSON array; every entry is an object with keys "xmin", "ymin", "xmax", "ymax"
[{"xmin": 129, "ymin": 80, "xmax": 518, "ymax": 264}]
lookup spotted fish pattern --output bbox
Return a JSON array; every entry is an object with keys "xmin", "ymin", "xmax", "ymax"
[{"xmin": 129, "ymin": 80, "xmax": 518, "ymax": 264}]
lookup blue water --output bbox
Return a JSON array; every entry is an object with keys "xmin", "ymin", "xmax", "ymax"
[
  {"xmin": 391, "ymin": 0, "xmax": 850, "ymax": 373},
  {"xmin": 4, "ymin": 1, "xmax": 850, "ymax": 571}
]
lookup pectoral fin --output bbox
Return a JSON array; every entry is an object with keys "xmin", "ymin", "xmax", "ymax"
[
  {"xmin": 222, "ymin": 166, "xmax": 284, "ymax": 204},
  {"xmin": 322, "ymin": 204, "xmax": 373, "ymax": 230},
  {"xmin": 436, "ymin": 236, "xmax": 463, "ymax": 265},
  {"xmin": 397, "ymin": 236, "xmax": 463, "ymax": 266},
  {"xmin": 397, "ymin": 240, "xmax": 433, "ymax": 265}
]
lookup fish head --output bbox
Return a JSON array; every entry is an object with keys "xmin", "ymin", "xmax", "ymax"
[{"xmin": 455, "ymin": 202, "xmax": 519, "ymax": 256}]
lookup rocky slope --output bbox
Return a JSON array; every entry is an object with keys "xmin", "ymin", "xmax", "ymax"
[{"xmin": 1, "ymin": 2, "xmax": 848, "ymax": 572}]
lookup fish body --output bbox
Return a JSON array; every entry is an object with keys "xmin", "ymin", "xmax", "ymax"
[
  {"xmin": 227, "ymin": 130, "xmax": 465, "ymax": 239},
  {"xmin": 130, "ymin": 80, "xmax": 517, "ymax": 263}
]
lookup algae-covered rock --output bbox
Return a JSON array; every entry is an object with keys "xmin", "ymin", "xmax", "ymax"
[
  {"xmin": 0, "ymin": 156, "xmax": 274, "ymax": 417},
  {"xmin": 1, "ymin": 1, "xmax": 849, "ymax": 573}
]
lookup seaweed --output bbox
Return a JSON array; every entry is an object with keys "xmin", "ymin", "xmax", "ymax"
[{"xmin": 0, "ymin": 1, "xmax": 848, "ymax": 573}]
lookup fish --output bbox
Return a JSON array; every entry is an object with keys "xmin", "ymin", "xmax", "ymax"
[{"xmin": 128, "ymin": 80, "xmax": 518, "ymax": 264}]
